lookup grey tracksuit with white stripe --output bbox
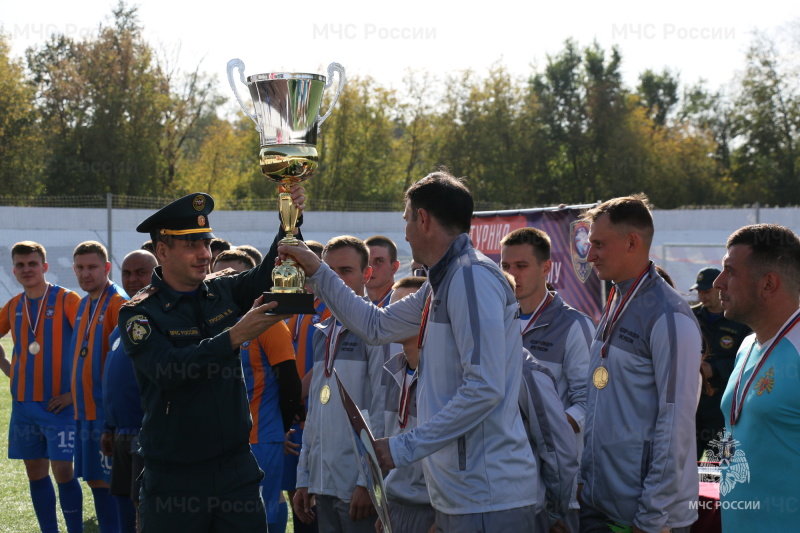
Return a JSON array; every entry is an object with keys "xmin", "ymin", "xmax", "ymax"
[
  {"xmin": 296, "ymin": 317, "xmax": 385, "ymax": 501},
  {"xmin": 579, "ymin": 263, "xmax": 701, "ymax": 531},
  {"xmin": 518, "ymin": 350, "xmax": 579, "ymax": 520}
]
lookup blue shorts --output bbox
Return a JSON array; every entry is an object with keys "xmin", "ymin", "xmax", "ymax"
[
  {"xmin": 75, "ymin": 419, "xmax": 112, "ymax": 483},
  {"xmin": 281, "ymin": 424, "xmax": 303, "ymax": 491},
  {"xmin": 7, "ymin": 401, "xmax": 75, "ymax": 461},
  {"xmin": 252, "ymin": 442, "xmax": 283, "ymax": 523}
]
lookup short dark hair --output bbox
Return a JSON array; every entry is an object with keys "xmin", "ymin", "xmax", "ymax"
[
  {"xmin": 365, "ymin": 235, "xmax": 398, "ymax": 263},
  {"xmin": 305, "ymin": 240, "xmax": 324, "ymax": 259},
  {"xmin": 500, "ymin": 227, "xmax": 551, "ymax": 262},
  {"xmin": 393, "ymin": 276, "xmax": 426, "ymax": 291},
  {"xmin": 727, "ymin": 224, "xmax": 800, "ymax": 293},
  {"xmin": 213, "ymin": 249, "xmax": 255, "ymax": 271},
  {"xmin": 210, "ymin": 238, "xmax": 231, "ymax": 254},
  {"xmin": 73, "ymin": 241, "xmax": 108, "ymax": 262},
  {"xmin": 582, "ymin": 193, "xmax": 655, "ymax": 245},
  {"xmin": 235, "ymin": 244, "xmax": 262, "ymax": 266},
  {"xmin": 405, "ymin": 169, "xmax": 473, "ymax": 235},
  {"xmin": 12, "ymin": 241, "xmax": 46, "ymax": 263},
  {"xmin": 324, "ymin": 236, "xmax": 369, "ymax": 271},
  {"xmin": 141, "ymin": 240, "xmax": 155, "ymax": 254}
]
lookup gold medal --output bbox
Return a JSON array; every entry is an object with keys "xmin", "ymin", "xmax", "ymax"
[
  {"xmin": 593, "ymin": 366, "xmax": 609, "ymax": 389},
  {"xmin": 29, "ymin": 342, "xmax": 41, "ymax": 355},
  {"xmin": 320, "ymin": 384, "xmax": 331, "ymax": 404}
]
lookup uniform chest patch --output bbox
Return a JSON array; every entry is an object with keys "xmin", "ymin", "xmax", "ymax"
[
  {"xmin": 126, "ymin": 315, "xmax": 152, "ymax": 344},
  {"xmin": 755, "ymin": 366, "xmax": 774, "ymax": 396},
  {"xmin": 45, "ymin": 307, "xmax": 55, "ymax": 318},
  {"xmin": 112, "ymin": 337, "xmax": 121, "ymax": 351},
  {"xmin": 720, "ymin": 335, "xmax": 734, "ymax": 349}
]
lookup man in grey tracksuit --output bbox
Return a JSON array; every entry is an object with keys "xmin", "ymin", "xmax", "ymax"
[
  {"xmin": 579, "ymin": 195, "xmax": 701, "ymax": 533},
  {"xmin": 280, "ymin": 172, "xmax": 540, "ymax": 532},
  {"xmin": 501, "ymin": 227, "xmax": 593, "ymax": 531},
  {"xmin": 294, "ymin": 237, "xmax": 386, "ymax": 533}
]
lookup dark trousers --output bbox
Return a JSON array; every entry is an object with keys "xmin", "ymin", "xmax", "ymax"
[{"xmin": 139, "ymin": 451, "xmax": 267, "ymax": 533}]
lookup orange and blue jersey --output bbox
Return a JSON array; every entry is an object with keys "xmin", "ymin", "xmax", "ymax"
[
  {"xmin": 0, "ymin": 285, "xmax": 80, "ymax": 401},
  {"xmin": 286, "ymin": 298, "xmax": 331, "ymax": 379},
  {"xmin": 70, "ymin": 282, "xmax": 128, "ymax": 421},
  {"xmin": 240, "ymin": 321, "xmax": 295, "ymax": 444}
]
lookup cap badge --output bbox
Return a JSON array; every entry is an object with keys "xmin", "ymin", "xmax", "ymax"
[
  {"xmin": 193, "ymin": 195, "xmax": 205, "ymax": 211},
  {"xmin": 198, "ymin": 215, "xmax": 206, "ymax": 227}
]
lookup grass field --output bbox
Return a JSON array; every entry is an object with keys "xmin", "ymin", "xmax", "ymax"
[{"xmin": 0, "ymin": 336, "xmax": 296, "ymax": 532}]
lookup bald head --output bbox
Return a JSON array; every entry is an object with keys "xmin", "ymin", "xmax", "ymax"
[{"xmin": 122, "ymin": 250, "xmax": 157, "ymax": 296}]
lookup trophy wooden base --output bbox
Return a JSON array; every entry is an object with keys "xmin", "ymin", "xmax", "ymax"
[{"xmin": 263, "ymin": 291, "xmax": 316, "ymax": 315}]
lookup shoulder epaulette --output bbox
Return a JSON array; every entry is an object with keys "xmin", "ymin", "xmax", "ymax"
[
  {"xmin": 204, "ymin": 268, "xmax": 236, "ymax": 281},
  {"xmin": 122, "ymin": 286, "xmax": 158, "ymax": 307}
]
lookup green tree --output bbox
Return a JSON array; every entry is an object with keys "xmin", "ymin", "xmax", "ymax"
[
  {"xmin": 313, "ymin": 76, "xmax": 403, "ymax": 205},
  {"xmin": 0, "ymin": 32, "xmax": 46, "ymax": 196},
  {"xmin": 730, "ymin": 31, "xmax": 799, "ymax": 204},
  {"xmin": 637, "ymin": 69, "xmax": 680, "ymax": 127},
  {"xmin": 26, "ymin": 2, "xmax": 217, "ymax": 197}
]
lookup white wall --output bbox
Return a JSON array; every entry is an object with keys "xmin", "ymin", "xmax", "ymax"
[{"xmin": 0, "ymin": 204, "xmax": 787, "ymax": 304}]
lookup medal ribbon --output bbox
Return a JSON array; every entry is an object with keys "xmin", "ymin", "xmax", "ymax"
[
  {"xmin": 417, "ymin": 292, "xmax": 433, "ymax": 349},
  {"xmin": 600, "ymin": 263, "xmax": 651, "ymax": 360},
  {"xmin": 729, "ymin": 309, "xmax": 800, "ymax": 426},
  {"xmin": 23, "ymin": 284, "xmax": 50, "ymax": 341},
  {"xmin": 324, "ymin": 321, "xmax": 347, "ymax": 378},
  {"xmin": 398, "ymin": 365, "xmax": 415, "ymax": 428},
  {"xmin": 521, "ymin": 292, "xmax": 554, "ymax": 335},
  {"xmin": 81, "ymin": 283, "xmax": 110, "ymax": 348},
  {"xmin": 375, "ymin": 287, "xmax": 393, "ymax": 308}
]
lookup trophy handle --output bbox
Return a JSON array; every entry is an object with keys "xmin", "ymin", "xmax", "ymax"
[
  {"xmin": 317, "ymin": 62, "xmax": 346, "ymax": 129},
  {"xmin": 226, "ymin": 58, "xmax": 259, "ymax": 129}
]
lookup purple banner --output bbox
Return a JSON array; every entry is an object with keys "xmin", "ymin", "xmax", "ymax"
[{"xmin": 472, "ymin": 207, "xmax": 601, "ymax": 322}]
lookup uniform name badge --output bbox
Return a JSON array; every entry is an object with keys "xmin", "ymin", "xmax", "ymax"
[
  {"xmin": 593, "ymin": 366, "xmax": 609, "ymax": 389},
  {"xmin": 320, "ymin": 384, "xmax": 331, "ymax": 404},
  {"xmin": 29, "ymin": 342, "xmax": 41, "ymax": 355}
]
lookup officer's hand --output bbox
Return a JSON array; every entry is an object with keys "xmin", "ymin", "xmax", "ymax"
[
  {"xmin": 228, "ymin": 296, "xmax": 290, "ymax": 348},
  {"xmin": 285, "ymin": 184, "xmax": 306, "ymax": 214},
  {"xmin": 374, "ymin": 437, "xmax": 396, "ymax": 475},
  {"xmin": 284, "ymin": 429, "xmax": 301, "ymax": 456},
  {"xmin": 349, "ymin": 485, "xmax": 375, "ymax": 522},
  {"xmin": 101, "ymin": 431, "xmax": 114, "ymax": 457},
  {"xmin": 550, "ymin": 519, "xmax": 570, "ymax": 533},
  {"xmin": 293, "ymin": 487, "xmax": 315, "ymax": 524},
  {"xmin": 277, "ymin": 241, "xmax": 322, "ymax": 278},
  {"xmin": 47, "ymin": 392, "xmax": 72, "ymax": 414}
]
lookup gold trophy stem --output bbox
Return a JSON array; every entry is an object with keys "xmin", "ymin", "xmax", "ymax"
[{"xmin": 278, "ymin": 188, "xmax": 299, "ymax": 246}]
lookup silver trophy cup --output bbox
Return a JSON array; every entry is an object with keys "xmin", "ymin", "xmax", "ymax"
[
  {"xmin": 227, "ymin": 58, "xmax": 345, "ymax": 313},
  {"xmin": 227, "ymin": 58, "xmax": 345, "ymax": 182}
]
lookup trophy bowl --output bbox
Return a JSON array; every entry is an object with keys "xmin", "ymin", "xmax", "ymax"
[{"xmin": 228, "ymin": 59, "xmax": 345, "ymax": 314}]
